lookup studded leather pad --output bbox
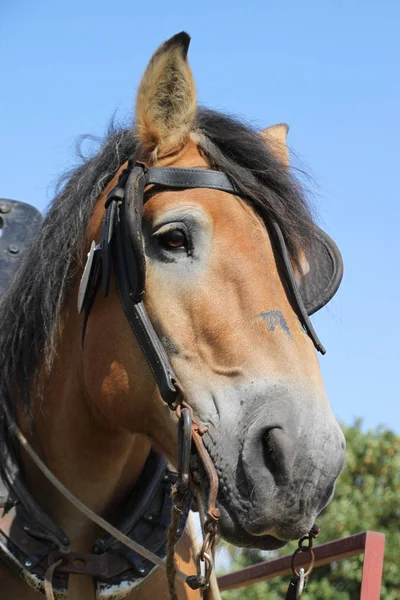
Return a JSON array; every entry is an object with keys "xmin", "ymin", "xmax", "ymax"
[{"xmin": 0, "ymin": 199, "xmax": 42, "ymax": 296}]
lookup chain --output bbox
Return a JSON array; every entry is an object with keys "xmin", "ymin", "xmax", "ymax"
[
  {"xmin": 195, "ymin": 490, "xmax": 223, "ymax": 600},
  {"xmin": 286, "ymin": 525, "xmax": 320, "ymax": 599},
  {"xmin": 167, "ymin": 392, "xmax": 221, "ymax": 597}
]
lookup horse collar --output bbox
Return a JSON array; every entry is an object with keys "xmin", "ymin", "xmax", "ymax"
[{"xmin": 0, "ymin": 444, "xmax": 190, "ymax": 598}]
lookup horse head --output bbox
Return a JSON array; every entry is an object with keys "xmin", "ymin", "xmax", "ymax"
[{"xmin": 81, "ymin": 32, "xmax": 345, "ymax": 550}]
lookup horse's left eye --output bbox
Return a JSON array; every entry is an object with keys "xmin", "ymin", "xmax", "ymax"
[{"xmin": 158, "ymin": 229, "xmax": 187, "ymax": 249}]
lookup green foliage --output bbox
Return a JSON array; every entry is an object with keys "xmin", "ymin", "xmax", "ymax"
[{"xmin": 220, "ymin": 420, "xmax": 400, "ymax": 600}]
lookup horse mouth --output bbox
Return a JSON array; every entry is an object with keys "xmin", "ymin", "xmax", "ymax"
[
  {"xmin": 194, "ymin": 460, "xmax": 288, "ymax": 551},
  {"xmin": 216, "ymin": 499, "xmax": 288, "ymax": 550},
  {"xmin": 193, "ymin": 447, "xmax": 312, "ymax": 550}
]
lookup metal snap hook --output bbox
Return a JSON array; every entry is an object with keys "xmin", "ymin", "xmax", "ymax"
[
  {"xmin": 177, "ymin": 406, "xmax": 192, "ymax": 490},
  {"xmin": 195, "ymin": 550, "xmax": 214, "ymax": 589},
  {"xmin": 296, "ymin": 567, "xmax": 305, "ymax": 599}
]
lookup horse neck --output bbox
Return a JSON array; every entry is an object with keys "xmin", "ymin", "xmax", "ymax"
[{"xmin": 19, "ymin": 303, "xmax": 152, "ymax": 551}]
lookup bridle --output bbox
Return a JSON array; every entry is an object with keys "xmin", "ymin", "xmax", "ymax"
[
  {"xmin": 2, "ymin": 160, "xmax": 330, "ymax": 598},
  {"xmin": 79, "ymin": 159, "xmax": 327, "ymax": 395},
  {"xmin": 77, "ymin": 159, "xmax": 328, "ymax": 595}
]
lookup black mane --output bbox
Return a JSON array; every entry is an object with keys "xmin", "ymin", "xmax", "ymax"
[{"xmin": 0, "ymin": 108, "xmax": 316, "ymax": 417}]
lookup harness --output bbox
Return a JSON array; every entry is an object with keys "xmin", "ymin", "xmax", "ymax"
[
  {"xmin": 0, "ymin": 162, "xmax": 343, "ymax": 597},
  {"xmin": 0, "ymin": 449, "xmax": 190, "ymax": 598}
]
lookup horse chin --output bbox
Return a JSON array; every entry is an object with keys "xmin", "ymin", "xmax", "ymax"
[
  {"xmin": 194, "ymin": 459, "xmax": 289, "ymax": 551},
  {"xmin": 217, "ymin": 502, "xmax": 287, "ymax": 550}
]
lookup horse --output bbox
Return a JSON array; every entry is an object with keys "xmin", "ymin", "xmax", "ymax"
[{"xmin": 0, "ymin": 32, "xmax": 346, "ymax": 600}]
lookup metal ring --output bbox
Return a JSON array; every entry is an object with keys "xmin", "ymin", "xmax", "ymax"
[
  {"xmin": 291, "ymin": 547, "xmax": 315, "ymax": 578},
  {"xmin": 200, "ymin": 531, "xmax": 214, "ymax": 559},
  {"xmin": 298, "ymin": 535, "xmax": 313, "ymax": 550}
]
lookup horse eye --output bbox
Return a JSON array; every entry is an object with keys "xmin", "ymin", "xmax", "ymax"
[{"xmin": 158, "ymin": 229, "xmax": 187, "ymax": 249}]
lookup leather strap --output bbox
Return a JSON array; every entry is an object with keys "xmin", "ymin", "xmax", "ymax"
[
  {"xmin": 145, "ymin": 167, "xmax": 239, "ymax": 195},
  {"xmin": 121, "ymin": 166, "xmax": 147, "ymax": 302},
  {"xmin": 113, "ymin": 195, "xmax": 180, "ymax": 405},
  {"xmin": 46, "ymin": 550, "xmax": 132, "ymax": 579},
  {"xmin": 101, "ymin": 200, "xmax": 117, "ymax": 298},
  {"xmin": 271, "ymin": 222, "xmax": 326, "ymax": 354},
  {"xmin": 0, "ymin": 425, "xmax": 69, "ymax": 549}
]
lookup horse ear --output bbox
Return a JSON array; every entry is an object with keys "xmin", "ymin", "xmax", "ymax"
[
  {"xmin": 135, "ymin": 32, "xmax": 196, "ymax": 161},
  {"xmin": 260, "ymin": 123, "xmax": 290, "ymax": 166}
]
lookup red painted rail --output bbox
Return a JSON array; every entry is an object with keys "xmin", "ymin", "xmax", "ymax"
[{"xmin": 217, "ymin": 531, "xmax": 385, "ymax": 599}]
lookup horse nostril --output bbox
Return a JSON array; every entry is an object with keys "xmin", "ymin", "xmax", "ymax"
[
  {"xmin": 262, "ymin": 427, "xmax": 294, "ymax": 485},
  {"xmin": 317, "ymin": 482, "xmax": 335, "ymax": 514}
]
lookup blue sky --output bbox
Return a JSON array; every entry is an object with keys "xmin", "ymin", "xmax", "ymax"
[{"xmin": 1, "ymin": 1, "xmax": 399, "ymax": 432}]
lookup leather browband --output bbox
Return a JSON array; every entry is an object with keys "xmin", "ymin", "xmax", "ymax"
[{"xmin": 144, "ymin": 167, "xmax": 240, "ymax": 195}]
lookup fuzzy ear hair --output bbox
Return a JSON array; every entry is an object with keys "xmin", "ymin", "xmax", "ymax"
[
  {"xmin": 292, "ymin": 249, "xmax": 311, "ymax": 284},
  {"xmin": 135, "ymin": 32, "xmax": 197, "ymax": 161},
  {"xmin": 260, "ymin": 123, "xmax": 290, "ymax": 166}
]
